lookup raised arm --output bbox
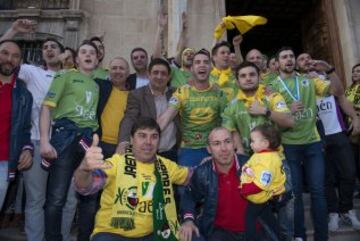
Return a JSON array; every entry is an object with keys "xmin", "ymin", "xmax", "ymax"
[
  {"xmin": 311, "ymin": 60, "xmax": 344, "ymax": 97},
  {"xmin": 174, "ymin": 12, "xmax": 189, "ymax": 66},
  {"xmin": 152, "ymin": 9, "xmax": 168, "ymax": 59},
  {"xmin": 0, "ymin": 19, "xmax": 36, "ymax": 41},
  {"xmin": 232, "ymin": 34, "xmax": 244, "ymax": 66},
  {"xmin": 74, "ymin": 134, "xmax": 111, "ymax": 190}
]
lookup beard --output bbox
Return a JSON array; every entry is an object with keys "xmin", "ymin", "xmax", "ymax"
[
  {"xmin": 280, "ymin": 65, "xmax": 295, "ymax": 74},
  {"xmin": 0, "ymin": 63, "xmax": 17, "ymax": 76},
  {"xmin": 241, "ymin": 85, "xmax": 258, "ymax": 92}
]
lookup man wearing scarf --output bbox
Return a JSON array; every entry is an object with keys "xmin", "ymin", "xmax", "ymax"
[
  {"xmin": 74, "ymin": 117, "xmax": 191, "ymax": 241},
  {"xmin": 210, "ymin": 41, "xmax": 239, "ymax": 101},
  {"xmin": 222, "ymin": 61, "xmax": 294, "ymax": 155}
]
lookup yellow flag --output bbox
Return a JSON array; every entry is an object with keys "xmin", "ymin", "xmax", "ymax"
[{"xmin": 214, "ymin": 15, "xmax": 268, "ymax": 40}]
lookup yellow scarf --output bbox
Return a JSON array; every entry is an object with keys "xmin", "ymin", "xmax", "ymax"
[
  {"xmin": 237, "ymin": 84, "xmax": 267, "ymax": 108},
  {"xmin": 214, "ymin": 15, "xmax": 267, "ymax": 40},
  {"xmin": 110, "ymin": 150, "xmax": 179, "ymax": 239},
  {"xmin": 211, "ymin": 67, "xmax": 233, "ymax": 87}
]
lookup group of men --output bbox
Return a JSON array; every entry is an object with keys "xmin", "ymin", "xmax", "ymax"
[{"xmin": 1, "ymin": 13, "xmax": 360, "ymax": 241}]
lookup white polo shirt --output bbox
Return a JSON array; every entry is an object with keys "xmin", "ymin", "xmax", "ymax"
[{"xmin": 19, "ymin": 64, "xmax": 56, "ymax": 140}]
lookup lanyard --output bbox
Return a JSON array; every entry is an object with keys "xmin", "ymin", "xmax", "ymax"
[{"xmin": 278, "ymin": 76, "xmax": 300, "ymax": 101}]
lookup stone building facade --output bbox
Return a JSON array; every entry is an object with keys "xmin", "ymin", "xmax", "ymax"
[{"xmin": 0, "ymin": 0, "xmax": 359, "ymax": 84}]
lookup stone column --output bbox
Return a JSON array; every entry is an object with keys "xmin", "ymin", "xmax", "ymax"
[
  {"xmin": 186, "ymin": 0, "xmax": 225, "ymax": 51},
  {"xmin": 334, "ymin": 0, "xmax": 360, "ymax": 85},
  {"xmin": 167, "ymin": 0, "xmax": 187, "ymax": 57}
]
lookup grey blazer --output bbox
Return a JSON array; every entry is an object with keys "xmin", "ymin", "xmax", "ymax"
[{"xmin": 118, "ymin": 85, "xmax": 179, "ymax": 144}]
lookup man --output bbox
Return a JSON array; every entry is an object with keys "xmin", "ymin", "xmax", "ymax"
[
  {"xmin": 126, "ymin": 47, "xmax": 150, "ymax": 90},
  {"xmin": 74, "ymin": 117, "xmax": 190, "ymax": 241},
  {"xmin": 179, "ymin": 127, "xmax": 278, "ymax": 241},
  {"xmin": 0, "ymin": 40, "xmax": 33, "ymax": 209},
  {"xmin": 296, "ymin": 52, "xmax": 360, "ymax": 231},
  {"xmin": 222, "ymin": 61, "xmax": 294, "ymax": 241},
  {"xmin": 98, "ymin": 57, "xmax": 130, "ymax": 157},
  {"xmin": 0, "ymin": 19, "xmax": 77, "ymax": 241},
  {"xmin": 222, "ymin": 61, "xmax": 294, "ymax": 155},
  {"xmin": 246, "ymin": 49, "xmax": 265, "ymax": 71},
  {"xmin": 158, "ymin": 50, "xmax": 227, "ymax": 167},
  {"xmin": 90, "ymin": 36, "xmax": 109, "ymax": 81},
  {"xmin": 117, "ymin": 58, "xmax": 178, "ymax": 161},
  {"xmin": 271, "ymin": 47, "xmax": 344, "ymax": 241},
  {"xmin": 40, "ymin": 41, "xmax": 100, "ymax": 241},
  {"xmin": 246, "ymin": 49, "xmax": 278, "ymax": 86},
  {"xmin": 76, "ymin": 56, "xmax": 131, "ymax": 241},
  {"xmin": 209, "ymin": 41, "xmax": 239, "ymax": 101}
]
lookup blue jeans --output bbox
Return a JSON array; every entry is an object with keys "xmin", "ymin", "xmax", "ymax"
[
  {"xmin": 283, "ymin": 142, "xmax": 328, "ymax": 241},
  {"xmin": 0, "ymin": 160, "xmax": 9, "ymax": 210},
  {"xmin": 92, "ymin": 232, "xmax": 154, "ymax": 241},
  {"xmin": 178, "ymin": 147, "xmax": 210, "ymax": 167},
  {"xmin": 177, "ymin": 148, "xmax": 210, "ymax": 201},
  {"xmin": 23, "ymin": 140, "xmax": 77, "ymax": 241},
  {"xmin": 44, "ymin": 137, "xmax": 84, "ymax": 241}
]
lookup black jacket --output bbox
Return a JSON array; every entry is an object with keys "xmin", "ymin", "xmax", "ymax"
[
  {"xmin": 8, "ymin": 78, "xmax": 33, "ymax": 180},
  {"xmin": 180, "ymin": 154, "xmax": 248, "ymax": 238}
]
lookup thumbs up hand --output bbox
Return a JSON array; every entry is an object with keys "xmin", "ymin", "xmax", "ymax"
[{"xmin": 79, "ymin": 134, "xmax": 112, "ymax": 172}]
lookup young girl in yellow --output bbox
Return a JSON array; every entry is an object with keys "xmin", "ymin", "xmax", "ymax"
[
  {"xmin": 240, "ymin": 124, "xmax": 286, "ymax": 203},
  {"xmin": 239, "ymin": 124, "xmax": 286, "ymax": 241}
]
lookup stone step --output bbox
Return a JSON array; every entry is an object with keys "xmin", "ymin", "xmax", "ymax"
[{"xmin": 303, "ymin": 193, "xmax": 360, "ymax": 241}]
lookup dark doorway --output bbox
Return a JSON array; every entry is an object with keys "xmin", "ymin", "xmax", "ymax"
[
  {"xmin": 225, "ymin": 0, "xmax": 315, "ymax": 57},
  {"xmin": 225, "ymin": 0, "xmax": 345, "ymax": 81}
]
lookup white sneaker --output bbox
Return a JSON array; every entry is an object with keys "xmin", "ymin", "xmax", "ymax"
[
  {"xmin": 328, "ymin": 212, "xmax": 339, "ymax": 232},
  {"xmin": 294, "ymin": 238, "xmax": 303, "ymax": 241},
  {"xmin": 341, "ymin": 210, "xmax": 360, "ymax": 230}
]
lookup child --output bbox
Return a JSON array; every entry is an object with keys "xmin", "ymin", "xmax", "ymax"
[{"xmin": 239, "ymin": 124, "xmax": 286, "ymax": 241}]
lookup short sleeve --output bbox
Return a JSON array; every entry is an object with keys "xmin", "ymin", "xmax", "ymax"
[
  {"xmin": 313, "ymin": 77, "xmax": 330, "ymax": 97},
  {"xmin": 168, "ymin": 87, "xmax": 183, "ymax": 110},
  {"xmin": 18, "ymin": 64, "xmax": 34, "ymax": 84},
  {"xmin": 268, "ymin": 93, "xmax": 290, "ymax": 113},
  {"xmin": 43, "ymin": 72, "xmax": 67, "ymax": 108},
  {"xmin": 102, "ymin": 154, "xmax": 121, "ymax": 180},
  {"xmin": 163, "ymin": 158, "xmax": 189, "ymax": 185}
]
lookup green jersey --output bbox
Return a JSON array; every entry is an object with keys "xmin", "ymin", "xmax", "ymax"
[
  {"xmin": 260, "ymin": 71, "xmax": 278, "ymax": 87},
  {"xmin": 44, "ymin": 69, "xmax": 99, "ymax": 131},
  {"xmin": 222, "ymin": 85, "xmax": 290, "ymax": 155},
  {"xmin": 170, "ymin": 67, "xmax": 192, "ymax": 88},
  {"xmin": 92, "ymin": 67, "xmax": 109, "ymax": 80},
  {"xmin": 209, "ymin": 68, "xmax": 238, "ymax": 101},
  {"xmin": 169, "ymin": 84, "xmax": 227, "ymax": 148},
  {"xmin": 271, "ymin": 73, "xmax": 329, "ymax": 144}
]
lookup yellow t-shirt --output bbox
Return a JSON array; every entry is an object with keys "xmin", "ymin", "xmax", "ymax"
[
  {"xmin": 93, "ymin": 154, "xmax": 189, "ymax": 238},
  {"xmin": 100, "ymin": 88, "xmax": 128, "ymax": 144},
  {"xmin": 241, "ymin": 151, "xmax": 286, "ymax": 204}
]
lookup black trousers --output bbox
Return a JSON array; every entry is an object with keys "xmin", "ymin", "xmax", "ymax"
[
  {"xmin": 324, "ymin": 132, "xmax": 356, "ymax": 213},
  {"xmin": 245, "ymin": 202, "xmax": 280, "ymax": 241}
]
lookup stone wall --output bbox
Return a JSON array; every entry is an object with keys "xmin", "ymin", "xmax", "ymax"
[
  {"xmin": 80, "ymin": 0, "xmax": 161, "ymax": 68},
  {"xmin": 334, "ymin": 0, "xmax": 360, "ymax": 85},
  {"xmin": 79, "ymin": 0, "xmax": 225, "ymax": 69}
]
